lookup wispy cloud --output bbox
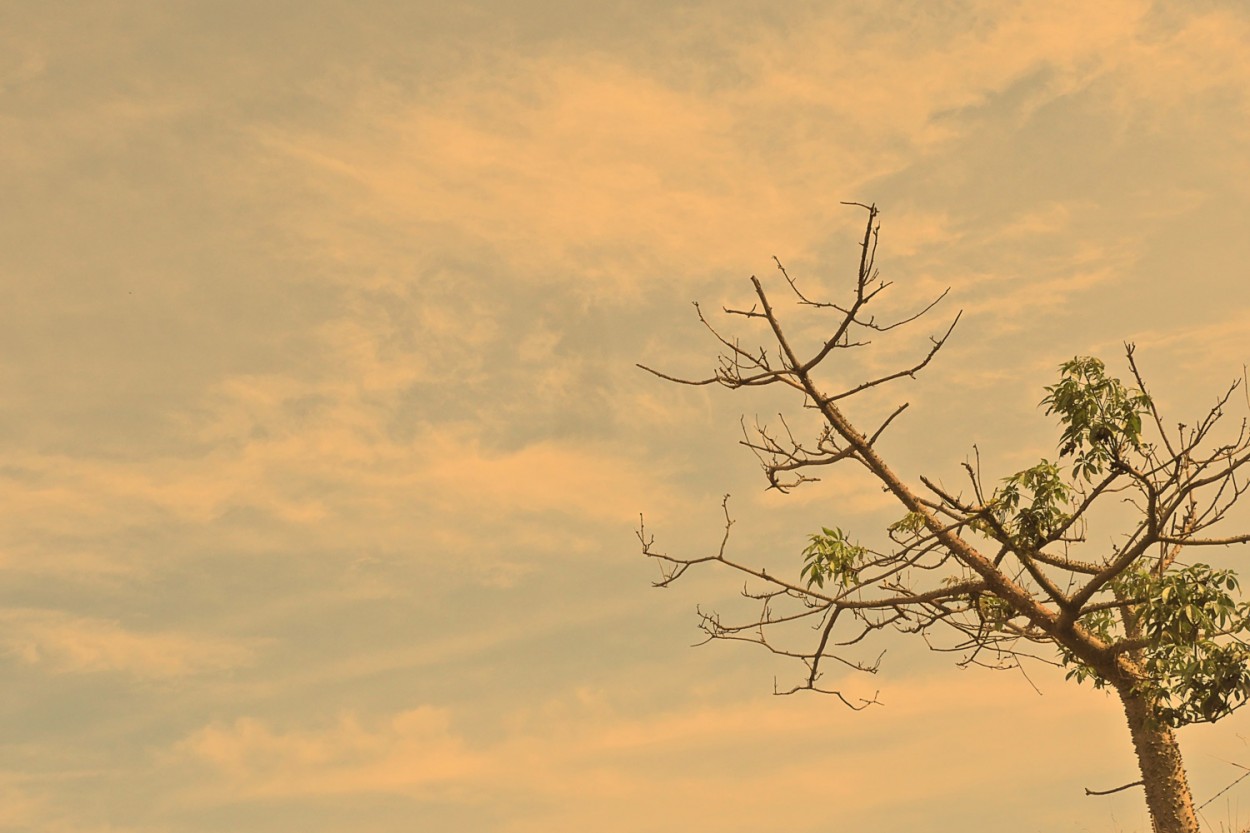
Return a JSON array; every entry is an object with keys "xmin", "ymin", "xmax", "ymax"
[
  {"xmin": 0, "ymin": 609, "xmax": 261, "ymax": 679},
  {"xmin": 6, "ymin": 3, "xmax": 1250, "ymax": 832},
  {"xmin": 243, "ymin": 2, "xmax": 1167, "ymax": 305},
  {"xmin": 170, "ymin": 667, "xmax": 1133, "ymax": 831},
  {"xmin": 175, "ymin": 706, "xmax": 484, "ymax": 799}
]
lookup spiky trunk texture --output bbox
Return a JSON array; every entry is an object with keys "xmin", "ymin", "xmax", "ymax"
[{"xmin": 1117, "ymin": 685, "xmax": 1199, "ymax": 833}]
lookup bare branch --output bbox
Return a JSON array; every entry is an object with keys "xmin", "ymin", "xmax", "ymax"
[
  {"xmin": 823, "ymin": 311, "xmax": 962, "ymax": 398},
  {"xmin": 1085, "ymin": 780, "xmax": 1144, "ymax": 797}
]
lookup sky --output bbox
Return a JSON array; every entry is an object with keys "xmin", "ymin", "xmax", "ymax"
[{"xmin": 3, "ymin": 1, "xmax": 1250, "ymax": 831}]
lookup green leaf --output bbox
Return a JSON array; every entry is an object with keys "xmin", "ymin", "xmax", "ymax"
[{"xmin": 1040, "ymin": 356, "xmax": 1152, "ymax": 479}]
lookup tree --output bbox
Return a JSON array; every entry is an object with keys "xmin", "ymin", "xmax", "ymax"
[{"xmin": 637, "ymin": 203, "xmax": 1250, "ymax": 833}]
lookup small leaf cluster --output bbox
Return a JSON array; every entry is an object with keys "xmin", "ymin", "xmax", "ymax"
[
  {"xmin": 1041, "ymin": 356, "xmax": 1151, "ymax": 480},
  {"xmin": 887, "ymin": 511, "xmax": 927, "ymax": 542},
  {"xmin": 1132, "ymin": 565, "xmax": 1246, "ymax": 645},
  {"xmin": 972, "ymin": 591, "xmax": 1013, "ymax": 630},
  {"xmin": 1154, "ymin": 642, "xmax": 1250, "ymax": 727},
  {"xmin": 1131, "ymin": 565, "xmax": 1250, "ymax": 726},
  {"xmin": 993, "ymin": 460, "xmax": 1071, "ymax": 548},
  {"xmin": 977, "ymin": 358, "xmax": 1148, "ymax": 549},
  {"xmin": 801, "ymin": 527, "xmax": 865, "ymax": 590}
]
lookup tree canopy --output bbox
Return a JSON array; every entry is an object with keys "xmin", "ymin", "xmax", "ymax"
[{"xmin": 639, "ymin": 204, "xmax": 1250, "ymax": 833}]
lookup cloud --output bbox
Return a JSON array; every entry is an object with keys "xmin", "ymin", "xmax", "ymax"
[
  {"xmin": 1124, "ymin": 308, "xmax": 1250, "ymax": 368},
  {"xmin": 0, "ymin": 774, "xmax": 143, "ymax": 833},
  {"xmin": 232, "ymin": 0, "xmax": 1250, "ymax": 375},
  {"xmin": 241, "ymin": 1, "xmax": 1168, "ymax": 305},
  {"xmin": 175, "ymin": 706, "xmax": 484, "ymax": 799},
  {"xmin": 1106, "ymin": 8, "xmax": 1250, "ymax": 134},
  {"xmin": 170, "ymin": 666, "xmax": 1134, "ymax": 831},
  {"xmin": 0, "ymin": 609, "xmax": 260, "ymax": 679},
  {"xmin": 0, "ymin": 779, "xmax": 49, "ymax": 832},
  {"xmin": 419, "ymin": 427, "xmax": 679, "ymax": 524},
  {"xmin": 6, "ymin": 6, "xmax": 1250, "ymax": 833}
]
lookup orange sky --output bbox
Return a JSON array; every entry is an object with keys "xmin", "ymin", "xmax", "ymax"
[{"xmin": 3, "ymin": 2, "xmax": 1250, "ymax": 831}]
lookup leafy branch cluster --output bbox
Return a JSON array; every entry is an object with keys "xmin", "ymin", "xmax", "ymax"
[
  {"xmin": 1064, "ymin": 563, "xmax": 1250, "ymax": 726},
  {"xmin": 1045, "ymin": 356, "xmax": 1152, "ymax": 479},
  {"xmin": 801, "ymin": 526, "xmax": 865, "ymax": 589},
  {"xmin": 984, "ymin": 354, "xmax": 1250, "ymax": 726}
]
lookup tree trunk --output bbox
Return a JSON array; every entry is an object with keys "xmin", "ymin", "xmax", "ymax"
[{"xmin": 1116, "ymin": 684, "xmax": 1199, "ymax": 833}]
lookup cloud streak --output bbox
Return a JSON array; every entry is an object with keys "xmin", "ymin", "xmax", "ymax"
[
  {"xmin": 170, "ymin": 666, "xmax": 1140, "ymax": 832},
  {"xmin": 0, "ymin": 609, "xmax": 261, "ymax": 679}
]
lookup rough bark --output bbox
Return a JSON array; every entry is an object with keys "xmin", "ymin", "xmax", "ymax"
[{"xmin": 1117, "ymin": 684, "xmax": 1199, "ymax": 833}]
